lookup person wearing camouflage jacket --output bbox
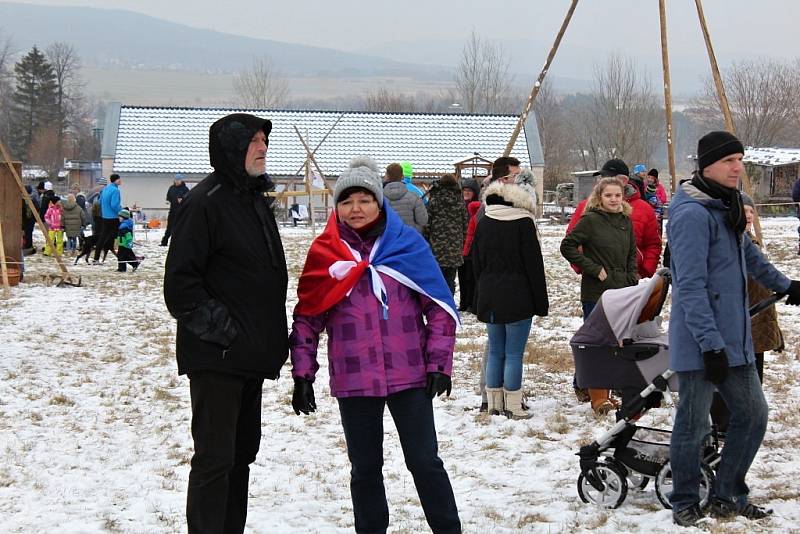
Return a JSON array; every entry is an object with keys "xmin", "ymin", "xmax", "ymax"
[{"xmin": 423, "ymin": 174, "xmax": 468, "ymax": 294}]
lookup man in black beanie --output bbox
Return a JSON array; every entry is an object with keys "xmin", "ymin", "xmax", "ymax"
[{"xmin": 666, "ymin": 130, "xmax": 800, "ymax": 526}]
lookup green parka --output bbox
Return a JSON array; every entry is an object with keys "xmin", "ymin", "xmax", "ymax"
[{"xmin": 560, "ymin": 208, "xmax": 638, "ymax": 303}]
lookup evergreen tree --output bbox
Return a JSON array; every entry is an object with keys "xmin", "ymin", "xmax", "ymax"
[{"xmin": 11, "ymin": 45, "xmax": 58, "ymax": 160}]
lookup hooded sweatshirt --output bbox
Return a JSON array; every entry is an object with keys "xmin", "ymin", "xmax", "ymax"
[{"xmin": 163, "ymin": 114, "xmax": 289, "ymax": 379}]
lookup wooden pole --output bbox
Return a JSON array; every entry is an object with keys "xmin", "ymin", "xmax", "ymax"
[
  {"xmin": 0, "ymin": 141, "xmax": 74, "ymax": 282},
  {"xmin": 658, "ymin": 0, "xmax": 678, "ymax": 194},
  {"xmin": 305, "ymin": 129, "xmax": 317, "ymax": 237},
  {"xmin": 291, "ymin": 113, "xmax": 345, "ymax": 177},
  {"xmin": 694, "ymin": 0, "xmax": 763, "ymax": 244},
  {"xmin": 503, "ymin": 0, "xmax": 579, "ymax": 156},
  {"xmin": 0, "ymin": 220, "xmax": 10, "ymax": 297}
]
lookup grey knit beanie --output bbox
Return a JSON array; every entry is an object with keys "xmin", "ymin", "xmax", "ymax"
[
  {"xmin": 333, "ymin": 157, "xmax": 384, "ymax": 205},
  {"xmin": 740, "ymin": 192, "xmax": 755, "ymax": 209}
]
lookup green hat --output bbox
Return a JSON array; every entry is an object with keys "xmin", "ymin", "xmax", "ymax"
[
  {"xmin": 118, "ymin": 209, "xmax": 131, "ymax": 219},
  {"xmin": 400, "ymin": 161, "xmax": 413, "ymax": 178}
]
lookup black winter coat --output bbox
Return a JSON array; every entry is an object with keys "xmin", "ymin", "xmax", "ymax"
[
  {"xmin": 163, "ymin": 113, "xmax": 289, "ymax": 379},
  {"xmin": 166, "ymin": 182, "xmax": 190, "ymax": 210},
  {"xmin": 471, "ymin": 182, "xmax": 549, "ymax": 323}
]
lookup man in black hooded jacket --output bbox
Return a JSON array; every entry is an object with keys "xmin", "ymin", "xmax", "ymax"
[{"xmin": 164, "ymin": 113, "xmax": 288, "ymax": 533}]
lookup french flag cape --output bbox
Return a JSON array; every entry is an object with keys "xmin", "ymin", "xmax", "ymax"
[{"xmin": 295, "ymin": 201, "xmax": 459, "ymax": 325}]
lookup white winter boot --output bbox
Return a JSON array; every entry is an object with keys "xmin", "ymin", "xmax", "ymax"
[
  {"xmin": 503, "ymin": 389, "xmax": 532, "ymax": 420},
  {"xmin": 486, "ymin": 387, "xmax": 504, "ymax": 416}
]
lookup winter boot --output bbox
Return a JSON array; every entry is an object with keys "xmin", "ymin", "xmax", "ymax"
[
  {"xmin": 503, "ymin": 389, "xmax": 532, "ymax": 420},
  {"xmin": 589, "ymin": 389, "xmax": 617, "ymax": 415},
  {"xmin": 486, "ymin": 387, "xmax": 504, "ymax": 416}
]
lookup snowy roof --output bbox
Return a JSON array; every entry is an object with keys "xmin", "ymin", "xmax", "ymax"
[
  {"xmin": 109, "ymin": 105, "xmax": 540, "ymax": 176},
  {"xmin": 744, "ymin": 147, "xmax": 800, "ymax": 167}
]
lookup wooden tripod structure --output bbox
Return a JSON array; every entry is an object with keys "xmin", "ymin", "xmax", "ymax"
[
  {"xmin": 502, "ymin": 0, "xmax": 763, "ymax": 243},
  {"xmin": 268, "ymin": 117, "xmax": 340, "ymax": 236},
  {"xmin": 0, "ymin": 140, "xmax": 78, "ymax": 288}
]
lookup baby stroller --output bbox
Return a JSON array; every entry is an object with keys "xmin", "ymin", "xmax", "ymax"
[{"xmin": 570, "ymin": 270, "xmax": 721, "ymax": 509}]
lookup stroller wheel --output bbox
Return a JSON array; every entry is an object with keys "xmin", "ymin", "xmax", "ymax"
[
  {"xmin": 655, "ymin": 461, "xmax": 715, "ymax": 510},
  {"xmin": 627, "ymin": 472, "xmax": 649, "ymax": 491},
  {"xmin": 577, "ymin": 461, "xmax": 628, "ymax": 509}
]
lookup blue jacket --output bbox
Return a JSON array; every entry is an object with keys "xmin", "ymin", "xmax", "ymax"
[
  {"xmin": 667, "ymin": 183, "xmax": 790, "ymax": 372},
  {"xmin": 100, "ymin": 183, "xmax": 121, "ymax": 219},
  {"xmin": 117, "ymin": 217, "xmax": 134, "ymax": 249},
  {"xmin": 403, "ymin": 177, "xmax": 428, "ymax": 205}
]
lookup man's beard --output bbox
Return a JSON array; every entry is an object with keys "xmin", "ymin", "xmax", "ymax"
[{"xmin": 246, "ymin": 160, "xmax": 266, "ymax": 177}]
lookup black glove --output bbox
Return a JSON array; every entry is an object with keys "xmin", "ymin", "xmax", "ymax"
[
  {"xmin": 786, "ymin": 280, "xmax": 800, "ymax": 306},
  {"xmin": 425, "ymin": 372, "xmax": 452, "ymax": 399},
  {"xmin": 180, "ymin": 299, "xmax": 238, "ymax": 348},
  {"xmin": 292, "ymin": 377, "xmax": 316, "ymax": 415},
  {"xmin": 703, "ymin": 349, "xmax": 729, "ymax": 385}
]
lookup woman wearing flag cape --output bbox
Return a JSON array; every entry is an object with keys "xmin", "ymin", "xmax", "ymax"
[{"xmin": 290, "ymin": 157, "xmax": 462, "ymax": 534}]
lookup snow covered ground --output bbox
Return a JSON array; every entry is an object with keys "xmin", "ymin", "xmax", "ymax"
[{"xmin": 1, "ymin": 217, "xmax": 799, "ymax": 533}]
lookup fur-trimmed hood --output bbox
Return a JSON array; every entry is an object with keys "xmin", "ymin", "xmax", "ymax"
[{"xmin": 482, "ymin": 181, "xmax": 536, "ymax": 215}]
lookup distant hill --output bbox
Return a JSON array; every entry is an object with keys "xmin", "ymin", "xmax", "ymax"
[{"xmin": 0, "ymin": 2, "xmax": 450, "ymax": 79}]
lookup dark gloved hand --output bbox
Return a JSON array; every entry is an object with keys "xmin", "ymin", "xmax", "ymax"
[
  {"xmin": 181, "ymin": 299, "xmax": 238, "ymax": 348},
  {"xmin": 644, "ymin": 391, "xmax": 663, "ymax": 409},
  {"xmin": 425, "ymin": 372, "xmax": 452, "ymax": 399},
  {"xmin": 786, "ymin": 280, "xmax": 800, "ymax": 306},
  {"xmin": 292, "ymin": 377, "xmax": 316, "ymax": 415},
  {"xmin": 703, "ymin": 349, "xmax": 729, "ymax": 385}
]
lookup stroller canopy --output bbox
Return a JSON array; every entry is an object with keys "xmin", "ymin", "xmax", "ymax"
[{"xmin": 571, "ymin": 274, "xmax": 668, "ymax": 347}]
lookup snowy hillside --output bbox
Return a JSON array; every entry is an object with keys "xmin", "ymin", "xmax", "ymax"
[{"xmin": 1, "ymin": 218, "xmax": 798, "ymax": 533}]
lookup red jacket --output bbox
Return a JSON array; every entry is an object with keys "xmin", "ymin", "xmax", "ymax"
[
  {"xmin": 566, "ymin": 191, "xmax": 661, "ymax": 278},
  {"xmin": 462, "ymin": 201, "xmax": 482, "ymax": 256}
]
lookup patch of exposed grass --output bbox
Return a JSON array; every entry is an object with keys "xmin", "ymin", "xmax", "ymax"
[
  {"xmin": 49, "ymin": 394, "xmax": 75, "ymax": 406},
  {"xmin": 153, "ymin": 387, "xmax": 179, "ymax": 402}
]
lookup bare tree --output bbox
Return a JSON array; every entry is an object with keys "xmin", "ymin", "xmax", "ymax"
[
  {"xmin": 0, "ymin": 30, "xmax": 14, "ymax": 150},
  {"xmin": 27, "ymin": 126, "xmax": 62, "ymax": 178},
  {"xmin": 533, "ymin": 78, "xmax": 573, "ymax": 189},
  {"xmin": 454, "ymin": 30, "xmax": 514, "ymax": 114},
  {"xmin": 569, "ymin": 54, "xmax": 662, "ymax": 168},
  {"xmin": 45, "ymin": 42, "xmax": 84, "ymax": 163},
  {"xmin": 363, "ymin": 87, "xmax": 416, "ymax": 112},
  {"xmin": 233, "ymin": 56, "xmax": 289, "ymax": 109},
  {"xmin": 690, "ymin": 59, "xmax": 800, "ymax": 147}
]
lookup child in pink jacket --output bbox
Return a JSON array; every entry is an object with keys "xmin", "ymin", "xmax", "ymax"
[{"xmin": 44, "ymin": 197, "xmax": 64, "ymax": 256}]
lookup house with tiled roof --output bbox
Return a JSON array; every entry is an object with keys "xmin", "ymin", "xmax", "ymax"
[{"xmin": 101, "ymin": 103, "xmax": 544, "ymax": 216}]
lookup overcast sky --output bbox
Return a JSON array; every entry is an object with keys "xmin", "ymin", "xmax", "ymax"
[
  {"xmin": 10, "ymin": 0, "xmax": 800, "ymax": 89},
  {"xmin": 11, "ymin": 0, "xmax": 798, "ymax": 54}
]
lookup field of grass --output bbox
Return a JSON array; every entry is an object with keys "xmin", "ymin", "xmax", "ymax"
[{"xmin": 82, "ymin": 67, "xmax": 453, "ymax": 107}]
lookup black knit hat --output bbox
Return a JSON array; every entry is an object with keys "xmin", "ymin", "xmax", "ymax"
[
  {"xmin": 697, "ymin": 131, "xmax": 744, "ymax": 172},
  {"xmin": 647, "ymin": 168, "xmax": 658, "ymax": 178},
  {"xmin": 593, "ymin": 158, "xmax": 629, "ymax": 177}
]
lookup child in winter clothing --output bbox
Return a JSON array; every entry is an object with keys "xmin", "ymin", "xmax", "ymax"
[
  {"xmin": 62, "ymin": 194, "xmax": 88, "ymax": 253},
  {"xmin": 116, "ymin": 209, "xmax": 139, "ymax": 272},
  {"xmin": 44, "ymin": 197, "xmax": 64, "ymax": 256}
]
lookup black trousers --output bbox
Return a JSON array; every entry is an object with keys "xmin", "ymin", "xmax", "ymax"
[
  {"xmin": 116, "ymin": 246, "xmax": 139, "ymax": 272},
  {"xmin": 456, "ymin": 257, "xmax": 474, "ymax": 311},
  {"xmin": 440, "ymin": 266, "xmax": 457, "ymax": 296},
  {"xmin": 94, "ymin": 218, "xmax": 119, "ymax": 261},
  {"xmin": 710, "ymin": 353, "xmax": 764, "ymax": 434},
  {"xmin": 162, "ymin": 208, "xmax": 177, "ymax": 245},
  {"xmin": 337, "ymin": 388, "xmax": 461, "ymax": 534},
  {"xmin": 23, "ymin": 219, "xmax": 35, "ymax": 249},
  {"xmin": 187, "ymin": 371, "xmax": 264, "ymax": 534}
]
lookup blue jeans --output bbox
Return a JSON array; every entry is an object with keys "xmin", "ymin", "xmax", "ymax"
[
  {"xmin": 337, "ymin": 388, "xmax": 461, "ymax": 534},
  {"xmin": 669, "ymin": 363, "xmax": 768, "ymax": 511},
  {"xmin": 581, "ymin": 301, "xmax": 596, "ymax": 320},
  {"xmin": 485, "ymin": 318, "xmax": 533, "ymax": 391}
]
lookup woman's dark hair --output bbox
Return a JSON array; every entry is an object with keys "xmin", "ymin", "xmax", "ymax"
[{"xmin": 337, "ymin": 186, "xmax": 376, "ymax": 203}]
